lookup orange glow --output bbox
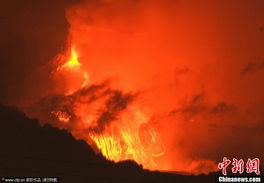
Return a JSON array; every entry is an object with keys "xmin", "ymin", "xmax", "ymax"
[{"xmin": 18, "ymin": 0, "xmax": 264, "ymax": 176}]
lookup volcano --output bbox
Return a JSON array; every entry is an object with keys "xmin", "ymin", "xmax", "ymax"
[{"xmin": 0, "ymin": 0, "xmax": 264, "ymax": 182}]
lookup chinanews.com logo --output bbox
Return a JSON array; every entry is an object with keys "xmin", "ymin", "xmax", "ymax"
[{"xmin": 218, "ymin": 157, "xmax": 262, "ymax": 182}]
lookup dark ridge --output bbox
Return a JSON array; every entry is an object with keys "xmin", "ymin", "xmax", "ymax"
[{"xmin": 0, "ymin": 103, "xmax": 220, "ymax": 182}]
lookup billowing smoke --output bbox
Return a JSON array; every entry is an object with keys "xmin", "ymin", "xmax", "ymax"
[
  {"xmin": 27, "ymin": 81, "xmax": 135, "ymax": 134},
  {"xmin": 2, "ymin": 0, "xmax": 264, "ymax": 175}
]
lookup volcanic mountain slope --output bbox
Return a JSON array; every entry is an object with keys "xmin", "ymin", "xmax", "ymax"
[{"xmin": 0, "ymin": 104, "xmax": 217, "ymax": 183}]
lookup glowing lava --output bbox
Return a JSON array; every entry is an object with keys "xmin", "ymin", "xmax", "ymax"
[
  {"xmin": 51, "ymin": 111, "xmax": 70, "ymax": 123},
  {"xmin": 62, "ymin": 47, "xmax": 80, "ymax": 68},
  {"xmin": 55, "ymin": 46, "xmax": 89, "ymax": 95}
]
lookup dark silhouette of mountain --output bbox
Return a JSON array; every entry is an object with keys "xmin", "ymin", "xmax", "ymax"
[{"xmin": 0, "ymin": 104, "xmax": 220, "ymax": 182}]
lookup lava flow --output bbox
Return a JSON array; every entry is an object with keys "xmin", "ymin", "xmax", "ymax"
[{"xmin": 51, "ymin": 47, "xmax": 165, "ymax": 170}]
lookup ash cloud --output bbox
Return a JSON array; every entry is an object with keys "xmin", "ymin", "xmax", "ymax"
[
  {"xmin": 95, "ymin": 90, "xmax": 135, "ymax": 133},
  {"xmin": 241, "ymin": 61, "xmax": 264, "ymax": 75},
  {"xmin": 170, "ymin": 93, "xmax": 237, "ymax": 117},
  {"xmin": 210, "ymin": 102, "xmax": 237, "ymax": 114}
]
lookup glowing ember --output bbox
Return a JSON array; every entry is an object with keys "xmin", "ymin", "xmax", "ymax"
[{"xmin": 51, "ymin": 111, "xmax": 70, "ymax": 123}]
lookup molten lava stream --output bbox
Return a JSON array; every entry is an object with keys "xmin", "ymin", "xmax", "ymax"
[{"xmin": 89, "ymin": 125, "xmax": 165, "ymax": 169}]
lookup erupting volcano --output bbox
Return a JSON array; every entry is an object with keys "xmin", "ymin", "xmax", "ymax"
[
  {"xmin": 51, "ymin": 47, "xmax": 165, "ymax": 170},
  {"xmin": 2, "ymin": 0, "xmax": 264, "ymax": 177}
]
